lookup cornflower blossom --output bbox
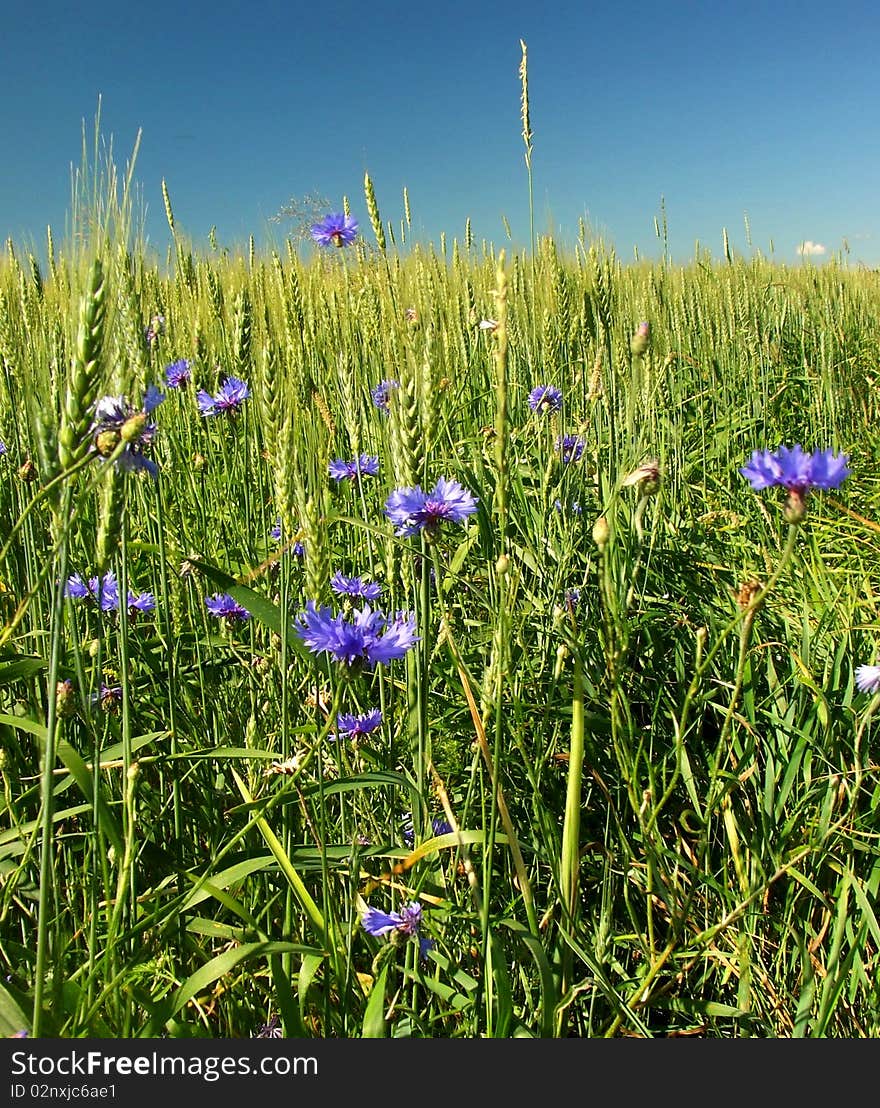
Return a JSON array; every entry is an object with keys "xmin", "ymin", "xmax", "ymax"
[
  {"xmin": 740, "ymin": 446, "xmax": 850, "ymax": 494},
  {"xmin": 361, "ymin": 900, "xmax": 422, "ymax": 937},
  {"xmin": 294, "ymin": 602, "xmax": 419, "ymax": 670},
  {"xmin": 164, "ymin": 359, "xmax": 192, "ymax": 389},
  {"xmin": 555, "ymin": 434, "xmax": 585, "ymax": 464},
  {"xmin": 371, "ymin": 379, "xmax": 399, "ymax": 413},
  {"xmin": 65, "ymin": 572, "xmax": 118, "ymax": 611},
  {"xmin": 196, "ymin": 376, "xmax": 251, "ymax": 417},
  {"xmin": 205, "ymin": 593, "xmax": 251, "ymax": 622},
  {"xmin": 92, "ymin": 683, "xmax": 123, "ymax": 712},
  {"xmin": 255, "ymin": 1016, "xmax": 282, "ymax": 1039},
  {"xmin": 0, "ymin": 440, "xmax": 7, "ymax": 456},
  {"xmin": 554, "ymin": 499, "xmax": 583, "ymax": 515},
  {"xmin": 126, "ymin": 591, "xmax": 156, "ymax": 615},
  {"xmin": 91, "ymin": 386, "xmax": 165, "ymax": 477},
  {"xmin": 402, "ymin": 815, "xmax": 453, "ymax": 846},
  {"xmin": 740, "ymin": 445, "xmax": 850, "ymax": 523},
  {"xmin": 310, "ymin": 212, "xmax": 359, "ymax": 248},
  {"xmin": 331, "ymin": 572, "xmax": 383, "ymax": 601},
  {"xmin": 528, "ymin": 385, "xmax": 563, "ymax": 414},
  {"xmin": 855, "ymin": 665, "xmax": 880, "ymax": 695},
  {"xmin": 335, "ymin": 709, "xmax": 383, "ymax": 739},
  {"xmin": 384, "ymin": 477, "xmax": 478, "ymax": 539},
  {"xmin": 270, "ymin": 520, "xmax": 305, "ymax": 558},
  {"xmin": 329, "ymin": 455, "xmax": 380, "ymax": 482}
]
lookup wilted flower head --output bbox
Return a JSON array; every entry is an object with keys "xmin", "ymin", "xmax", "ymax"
[
  {"xmin": 855, "ymin": 664, "xmax": 880, "ymax": 695},
  {"xmin": 371, "ymin": 379, "xmax": 399, "ymax": 413},
  {"xmin": 528, "ymin": 384, "xmax": 563, "ymax": 414},
  {"xmin": 197, "ymin": 376, "xmax": 250, "ymax": 417},
  {"xmin": 56, "ymin": 679, "xmax": 76, "ymax": 718},
  {"xmin": 329, "ymin": 455, "xmax": 380, "ymax": 482},
  {"xmin": 384, "ymin": 477, "xmax": 478, "ymax": 538},
  {"xmin": 331, "ymin": 572, "xmax": 383, "ymax": 601},
  {"xmin": 554, "ymin": 434, "xmax": 586, "ymax": 464},
  {"xmin": 622, "ymin": 459, "xmax": 661, "ymax": 496},
  {"xmin": 205, "ymin": 593, "xmax": 251, "ymax": 622},
  {"xmin": 164, "ymin": 359, "xmax": 192, "ymax": 389},
  {"xmin": 295, "ymin": 601, "xmax": 419, "ymax": 671},
  {"xmin": 311, "ymin": 212, "xmax": 359, "ymax": 248},
  {"xmin": 144, "ymin": 314, "xmax": 165, "ymax": 345},
  {"xmin": 479, "ymin": 318, "xmax": 499, "ymax": 332},
  {"xmin": 630, "ymin": 320, "xmax": 650, "ymax": 356},
  {"xmin": 336, "ymin": 709, "xmax": 383, "ymax": 739},
  {"xmin": 91, "ymin": 386, "xmax": 165, "ymax": 477}
]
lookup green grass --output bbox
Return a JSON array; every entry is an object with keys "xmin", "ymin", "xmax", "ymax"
[{"xmin": 1, "ymin": 160, "xmax": 880, "ymax": 1038}]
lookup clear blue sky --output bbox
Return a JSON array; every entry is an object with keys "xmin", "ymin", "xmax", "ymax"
[{"xmin": 3, "ymin": 0, "xmax": 878, "ymax": 266}]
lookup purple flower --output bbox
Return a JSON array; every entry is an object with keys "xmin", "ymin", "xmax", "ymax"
[
  {"xmin": 360, "ymin": 900, "xmax": 422, "ymax": 938},
  {"xmin": 270, "ymin": 518, "xmax": 283, "ymax": 542},
  {"xmin": 329, "ymin": 454, "xmax": 380, "ymax": 482},
  {"xmin": 384, "ymin": 477, "xmax": 478, "ymax": 538},
  {"xmin": 91, "ymin": 387, "xmax": 165, "ymax": 477},
  {"xmin": 127, "ymin": 591, "xmax": 156, "ymax": 615},
  {"xmin": 331, "ymin": 572, "xmax": 383, "ymax": 601},
  {"xmin": 65, "ymin": 573, "xmax": 91, "ymax": 600},
  {"xmin": 336, "ymin": 709, "xmax": 383, "ymax": 738},
  {"xmin": 205, "ymin": 593, "xmax": 251, "ymax": 622},
  {"xmin": 740, "ymin": 446, "xmax": 850, "ymax": 494},
  {"xmin": 371, "ymin": 379, "xmax": 399, "ymax": 413},
  {"xmin": 164, "ymin": 359, "xmax": 192, "ymax": 389},
  {"xmin": 197, "ymin": 376, "xmax": 250, "ymax": 417},
  {"xmin": 89, "ymin": 573, "xmax": 120, "ymax": 612},
  {"xmin": 0, "ymin": 440, "xmax": 7, "ymax": 456},
  {"xmin": 255, "ymin": 1015, "xmax": 282, "ymax": 1039},
  {"xmin": 856, "ymin": 665, "xmax": 880, "ymax": 694},
  {"xmin": 402, "ymin": 815, "xmax": 453, "ymax": 846},
  {"xmin": 528, "ymin": 385, "xmax": 563, "ymax": 414},
  {"xmin": 91, "ymin": 683, "xmax": 123, "ymax": 712},
  {"xmin": 311, "ymin": 212, "xmax": 359, "ymax": 248},
  {"xmin": 554, "ymin": 435, "xmax": 585, "ymax": 464},
  {"xmin": 294, "ymin": 601, "xmax": 419, "ymax": 669}
]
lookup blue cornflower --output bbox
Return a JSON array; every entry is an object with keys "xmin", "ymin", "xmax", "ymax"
[
  {"xmin": 270, "ymin": 519, "xmax": 305, "ymax": 558},
  {"xmin": 164, "ymin": 359, "xmax": 192, "ymax": 389},
  {"xmin": 65, "ymin": 574, "xmax": 91, "ymax": 601},
  {"xmin": 555, "ymin": 435, "xmax": 585, "ymax": 464},
  {"xmin": 294, "ymin": 601, "xmax": 419, "ymax": 669},
  {"xmin": 402, "ymin": 814, "xmax": 454, "ymax": 846},
  {"xmin": 197, "ymin": 376, "xmax": 250, "ymax": 417},
  {"xmin": 91, "ymin": 387, "xmax": 165, "ymax": 477},
  {"xmin": 329, "ymin": 454, "xmax": 380, "ymax": 482},
  {"xmin": 270, "ymin": 519, "xmax": 282, "ymax": 542},
  {"xmin": 384, "ymin": 477, "xmax": 478, "ymax": 538},
  {"xmin": 331, "ymin": 572, "xmax": 383, "ymax": 601},
  {"xmin": 91, "ymin": 683, "xmax": 123, "ymax": 712},
  {"xmin": 205, "ymin": 593, "xmax": 251, "ymax": 622},
  {"xmin": 740, "ymin": 445, "xmax": 850, "ymax": 493},
  {"xmin": 311, "ymin": 212, "xmax": 359, "ymax": 248},
  {"xmin": 360, "ymin": 900, "xmax": 422, "ymax": 938},
  {"xmin": 371, "ymin": 379, "xmax": 399, "ymax": 413},
  {"xmin": 336, "ymin": 709, "xmax": 383, "ymax": 739},
  {"xmin": 0, "ymin": 440, "xmax": 7, "ymax": 456},
  {"xmin": 528, "ymin": 384, "xmax": 563, "ymax": 414},
  {"xmin": 127, "ymin": 591, "xmax": 156, "ymax": 615}
]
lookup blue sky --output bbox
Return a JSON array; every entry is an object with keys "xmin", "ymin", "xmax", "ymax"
[{"xmin": 3, "ymin": 0, "xmax": 878, "ymax": 266}]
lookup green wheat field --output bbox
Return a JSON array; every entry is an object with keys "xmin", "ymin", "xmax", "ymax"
[{"xmin": 2, "ymin": 114, "xmax": 880, "ymax": 1039}]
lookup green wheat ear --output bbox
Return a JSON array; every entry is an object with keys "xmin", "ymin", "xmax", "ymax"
[
  {"xmin": 58, "ymin": 257, "xmax": 106, "ymax": 471},
  {"xmin": 364, "ymin": 172, "xmax": 386, "ymax": 254}
]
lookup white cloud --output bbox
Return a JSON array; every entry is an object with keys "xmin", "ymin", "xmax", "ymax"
[{"xmin": 796, "ymin": 240, "xmax": 826, "ymax": 256}]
